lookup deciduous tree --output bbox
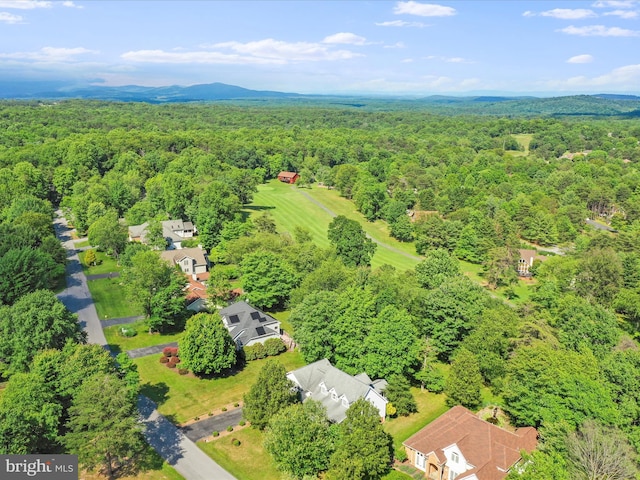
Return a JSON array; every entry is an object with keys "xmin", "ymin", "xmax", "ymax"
[
  {"xmin": 178, "ymin": 313, "xmax": 237, "ymax": 376},
  {"xmin": 328, "ymin": 215, "xmax": 376, "ymax": 268}
]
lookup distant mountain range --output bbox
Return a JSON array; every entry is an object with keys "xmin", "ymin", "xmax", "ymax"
[{"xmin": 1, "ymin": 80, "xmax": 639, "ymax": 116}]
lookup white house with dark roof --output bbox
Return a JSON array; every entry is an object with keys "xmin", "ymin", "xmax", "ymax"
[
  {"xmin": 128, "ymin": 219, "xmax": 196, "ymax": 250},
  {"xmin": 287, "ymin": 359, "xmax": 388, "ymax": 423},
  {"xmin": 219, "ymin": 301, "xmax": 281, "ymax": 349}
]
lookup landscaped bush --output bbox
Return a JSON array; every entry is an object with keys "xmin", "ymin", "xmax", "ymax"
[
  {"xmin": 226, "ymin": 425, "xmax": 233, "ymax": 432},
  {"xmin": 169, "ymin": 356, "xmax": 181, "ymax": 364},
  {"xmin": 243, "ymin": 343, "xmax": 266, "ymax": 361},
  {"xmin": 119, "ymin": 326, "xmax": 137, "ymax": 337},
  {"xmin": 212, "ymin": 431, "xmax": 219, "ymax": 437},
  {"xmin": 233, "ymin": 402, "xmax": 239, "ymax": 408},
  {"xmin": 169, "ymin": 347, "xmax": 179, "ymax": 356},
  {"xmin": 208, "ymin": 412, "xmax": 214, "ymax": 417},
  {"xmin": 167, "ymin": 362, "xmax": 176, "ymax": 368},
  {"xmin": 159, "ymin": 356, "xmax": 169, "ymax": 364},
  {"xmin": 178, "ymin": 368, "xmax": 189, "ymax": 375},
  {"xmin": 264, "ymin": 337, "xmax": 286, "ymax": 356},
  {"xmin": 162, "ymin": 347, "xmax": 173, "ymax": 357},
  {"xmin": 395, "ymin": 447, "xmax": 408, "ymax": 463},
  {"xmin": 239, "ymin": 420, "xmax": 246, "ymax": 426},
  {"xmin": 231, "ymin": 438, "xmax": 241, "ymax": 447},
  {"xmin": 221, "ymin": 407, "xmax": 227, "ymax": 412}
]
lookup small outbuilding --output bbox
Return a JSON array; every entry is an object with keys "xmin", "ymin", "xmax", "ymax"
[{"xmin": 277, "ymin": 171, "xmax": 299, "ymax": 184}]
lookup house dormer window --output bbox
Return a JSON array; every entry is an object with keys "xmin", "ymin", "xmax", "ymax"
[
  {"xmin": 342, "ymin": 397, "xmax": 349, "ymax": 408},
  {"xmin": 320, "ymin": 383, "xmax": 327, "ymax": 395},
  {"xmin": 331, "ymin": 392, "xmax": 338, "ymax": 401},
  {"xmin": 451, "ymin": 452, "xmax": 459, "ymax": 463}
]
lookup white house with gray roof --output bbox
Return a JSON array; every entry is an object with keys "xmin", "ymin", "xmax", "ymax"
[
  {"xmin": 219, "ymin": 301, "xmax": 281, "ymax": 349},
  {"xmin": 128, "ymin": 219, "xmax": 196, "ymax": 250},
  {"xmin": 287, "ymin": 359, "xmax": 388, "ymax": 423}
]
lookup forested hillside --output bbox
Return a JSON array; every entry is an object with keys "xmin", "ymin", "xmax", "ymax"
[{"xmin": 1, "ymin": 99, "xmax": 640, "ymax": 478}]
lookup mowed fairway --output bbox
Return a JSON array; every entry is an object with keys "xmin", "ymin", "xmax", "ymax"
[{"xmin": 247, "ymin": 181, "xmax": 421, "ymax": 271}]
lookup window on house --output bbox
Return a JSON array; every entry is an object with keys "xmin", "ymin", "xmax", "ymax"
[
  {"xmin": 415, "ymin": 452, "xmax": 425, "ymax": 470},
  {"xmin": 451, "ymin": 452, "xmax": 459, "ymax": 463},
  {"xmin": 320, "ymin": 384, "xmax": 327, "ymax": 395},
  {"xmin": 342, "ymin": 398, "xmax": 348, "ymax": 408},
  {"xmin": 331, "ymin": 392, "xmax": 338, "ymax": 401},
  {"xmin": 448, "ymin": 470, "xmax": 456, "ymax": 480}
]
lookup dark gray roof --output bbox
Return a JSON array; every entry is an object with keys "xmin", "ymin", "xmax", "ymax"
[
  {"xmin": 219, "ymin": 301, "xmax": 279, "ymax": 347},
  {"xmin": 288, "ymin": 359, "xmax": 387, "ymax": 423}
]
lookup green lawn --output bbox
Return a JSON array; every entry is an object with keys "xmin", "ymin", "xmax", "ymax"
[
  {"xmin": 248, "ymin": 181, "xmax": 420, "ymax": 271},
  {"xmin": 198, "ymin": 429, "xmax": 282, "ymax": 480},
  {"xmin": 78, "ymin": 250, "xmax": 122, "ymax": 276},
  {"xmin": 81, "ymin": 441, "xmax": 183, "ymax": 480},
  {"xmin": 74, "ymin": 239, "xmax": 90, "ymax": 248},
  {"xmin": 87, "ymin": 277, "xmax": 144, "ymax": 319},
  {"xmin": 270, "ymin": 310, "xmax": 293, "ymax": 336},
  {"xmin": 135, "ymin": 351, "xmax": 306, "ymax": 424},
  {"xmin": 384, "ymin": 388, "xmax": 448, "ymax": 450},
  {"xmin": 103, "ymin": 321, "xmax": 183, "ymax": 354}
]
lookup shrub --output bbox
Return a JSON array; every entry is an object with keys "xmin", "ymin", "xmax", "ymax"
[
  {"xmin": 243, "ymin": 343, "xmax": 266, "ymax": 361},
  {"xmin": 212, "ymin": 431, "xmax": 219, "ymax": 437},
  {"xmin": 162, "ymin": 347, "xmax": 173, "ymax": 357},
  {"xmin": 194, "ymin": 417, "xmax": 200, "ymax": 421},
  {"xmin": 221, "ymin": 407, "xmax": 227, "ymax": 412},
  {"xmin": 264, "ymin": 338, "xmax": 286, "ymax": 356},
  {"xmin": 239, "ymin": 420, "xmax": 246, "ymax": 426},
  {"xmin": 120, "ymin": 326, "xmax": 137, "ymax": 338},
  {"xmin": 159, "ymin": 356, "xmax": 169, "ymax": 364},
  {"xmin": 233, "ymin": 402, "xmax": 240, "ymax": 407},
  {"xmin": 178, "ymin": 368, "xmax": 189, "ymax": 375},
  {"xmin": 395, "ymin": 447, "xmax": 408, "ymax": 463},
  {"xmin": 167, "ymin": 362, "xmax": 176, "ymax": 369},
  {"xmin": 208, "ymin": 412, "xmax": 213, "ymax": 417},
  {"xmin": 169, "ymin": 356, "xmax": 181, "ymax": 364},
  {"xmin": 232, "ymin": 438, "xmax": 241, "ymax": 447},
  {"xmin": 226, "ymin": 425, "xmax": 233, "ymax": 432},
  {"xmin": 170, "ymin": 347, "xmax": 179, "ymax": 356}
]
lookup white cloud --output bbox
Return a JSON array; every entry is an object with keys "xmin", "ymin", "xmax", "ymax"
[
  {"xmin": 522, "ymin": 10, "xmax": 535, "ymax": 17},
  {"xmin": 548, "ymin": 63, "xmax": 640, "ymax": 88},
  {"xmin": 322, "ymin": 32, "xmax": 367, "ymax": 45},
  {"xmin": 0, "ymin": 46, "xmax": 97, "ymax": 61},
  {"xmin": 0, "ymin": 11, "xmax": 22, "ymax": 22},
  {"xmin": 62, "ymin": 1, "xmax": 83, "ymax": 8},
  {"xmin": 541, "ymin": 8, "xmax": 597, "ymax": 19},
  {"xmin": 604, "ymin": 9, "xmax": 638, "ymax": 17},
  {"xmin": 384, "ymin": 42, "xmax": 406, "ymax": 49},
  {"xmin": 393, "ymin": 1, "xmax": 456, "ymax": 17},
  {"xmin": 124, "ymin": 39, "xmax": 363, "ymax": 65},
  {"xmin": 592, "ymin": 1, "xmax": 637, "ymax": 8},
  {"xmin": 0, "ymin": 0, "xmax": 51, "ymax": 9},
  {"xmin": 567, "ymin": 54, "xmax": 594, "ymax": 63},
  {"xmin": 425, "ymin": 55, "xmax": 473, "ymax": 64},
  {"xmin": 560, "ymin": 24, "xmax": 639, "ymax": 36},
  {"xmin": 375, "ymin": 20, "xmax": 426, "ymax": 27},
  {"xmin": 401, "ymin": 58, "xmax": 414, "ymax": 63}
]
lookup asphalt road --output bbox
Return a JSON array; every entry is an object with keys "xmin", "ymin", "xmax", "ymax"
[{"xmin": 54, "ymin": 213, "xmax": 109, "ymax": 347}]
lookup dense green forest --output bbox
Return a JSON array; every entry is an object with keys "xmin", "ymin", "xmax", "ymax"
[{"xmin": 1, "ymin": 99, "xmax": 640, "ymax": 478}]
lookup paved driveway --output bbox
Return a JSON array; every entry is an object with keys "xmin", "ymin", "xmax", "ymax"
[{"xmin": 182, "ymin": 409, "xmax": 244, "ymax": 442}]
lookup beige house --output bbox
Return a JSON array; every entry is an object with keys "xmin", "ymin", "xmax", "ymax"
[
  {"xmin": 517, "ymin": 249, "xmax": 547, "ymax": 276},
  {"xmin": 403, "ymin": 406, "xmax": 537, "ymax": 480},
  {"xmin": 128, "ymin": 219, "xmax": 196, "ymax": 250},
  {"xmin": 160, "ymin": 247, "xmax": 209, "ymax": 277}
]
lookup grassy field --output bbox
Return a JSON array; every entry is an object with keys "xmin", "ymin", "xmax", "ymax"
[
  {"xmin": 507, "ymin": 133, "xmax": 534, "ymax": 157},
  {"xmin": 74, "ymin": 239, "xmax": 91, "ymax": 248},
  {"xmin": 270, "ymin": 310, "xmax": 293, "ymax": 336},
  {"xmin": 135, "ymin": 351, "xmax": 306, "ymax": 424},
  {"xmin": 88, "ymin": 277, "xmax": 144, "ymax": 319},
  {"xmin": 103, "ymin": 321, "xmax": 183, "ymax": 354},
  {"xmin": 78, "ymin": 250, "xmax": 122, "ymax": 276},
  {"xmin": 248, "ymin": 181, "xmax": 420, "ymax": 271},
  {"xmin": 384, "ymin": 389, "xmax": 448, "ymax": 450},
  {"xmin": 198, "ymin": 429, "xmax": 282, "ymax": 480}
]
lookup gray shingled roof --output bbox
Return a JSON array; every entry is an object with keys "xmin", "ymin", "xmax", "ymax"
[
  {"xmin": 288, "ymin": 359, "xmax": 387, "ymax": 423},
  {"xmin": 219, "ymin": 301, "xmax": 280, "ymax": 347}
]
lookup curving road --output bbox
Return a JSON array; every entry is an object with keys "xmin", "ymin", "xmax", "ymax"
[{"xmin": 53, "ymin": 211, "xmax": 236, "ymax": 480}]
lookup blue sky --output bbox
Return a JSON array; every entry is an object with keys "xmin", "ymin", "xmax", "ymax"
[{"xmin": 0, "ymin": 0, "xmax": 638, "ymax": 95}]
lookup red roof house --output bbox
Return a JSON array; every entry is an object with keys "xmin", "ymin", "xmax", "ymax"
[
  {"xmin": 277, "ymin": 171, "xmax": 299, "ymax": 184},
  {"xmin": 403, "ymin": 406, "xmax": 537, "ymax": 480}
]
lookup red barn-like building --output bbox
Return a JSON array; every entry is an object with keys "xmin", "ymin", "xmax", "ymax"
[{"xmin": 277, "ymin": 171, "xmax": 299, "ymax": 184}]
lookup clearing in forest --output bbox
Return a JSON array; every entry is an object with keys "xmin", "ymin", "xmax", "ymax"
[{"xmin": 246, "ymin": 180, "xmax": 421, "ymax": 271}]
